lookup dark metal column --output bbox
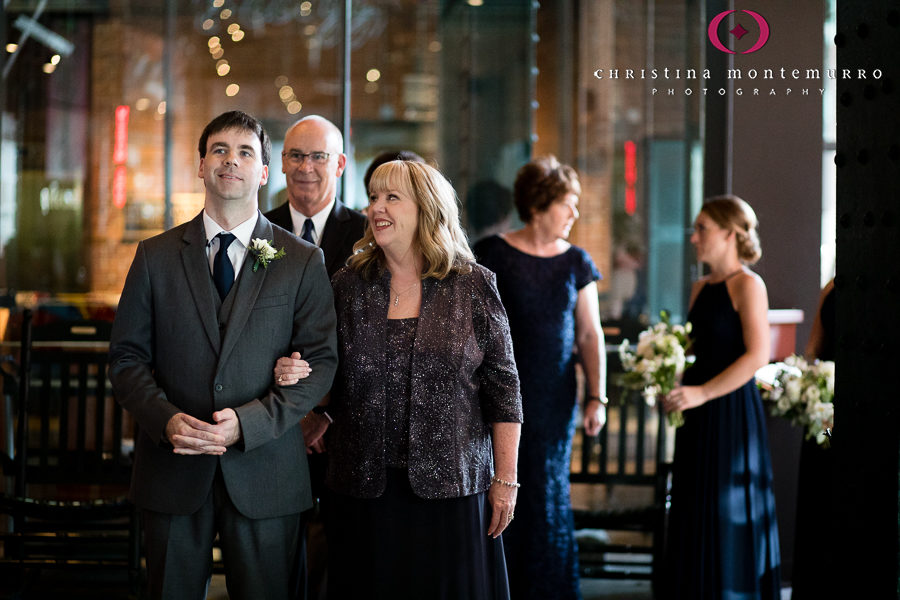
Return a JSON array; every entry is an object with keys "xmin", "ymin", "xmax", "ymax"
[{"xmin": 833, "ymin": 1, "xmax": 900, "ymax": 597}]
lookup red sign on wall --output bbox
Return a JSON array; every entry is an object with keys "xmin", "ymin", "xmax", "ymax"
[
  {"xmin": 112, "ymin": 165, "xmax": 127, "ymax": 209},
  {"xmin": 113, "ymin": 105, "xmax": 129, "ymax": 208},
  {"xmin": 624, "ymin": 140, "xmax": 637, "ymax": 215}
]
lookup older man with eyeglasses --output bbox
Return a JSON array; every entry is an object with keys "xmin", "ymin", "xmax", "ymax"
[
  {"xmin": 266, "ymin": 115, "xmax": 366, "ymax": 279},
  {"xmin": 264, "ymin": 115, "xmax": 365, "ymax": 600}
]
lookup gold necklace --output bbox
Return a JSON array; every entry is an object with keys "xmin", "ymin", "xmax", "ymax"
[{"xmin": 389, "ymin": 281, "xmax": 420, "ymax": 306}]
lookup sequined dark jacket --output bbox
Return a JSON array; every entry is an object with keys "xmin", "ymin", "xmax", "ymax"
[{"xmin": 325, "ymin": 263, "xmax": 523, "ymax": 499}]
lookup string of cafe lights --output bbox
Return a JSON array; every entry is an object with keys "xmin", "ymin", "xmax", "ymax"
[
  {"xmin": 272, "ymin": 1, "xmax": 317, "ymax": 114},
  {"xmin": 198, "ymin": 0, "xmax": 321, "ymax": 110},
  {"xmin": 203, "ymin": 0, "xmax": 245, "ymax": 97},
  {"xmin": 4, "ymin": 43, "xmax": 61, "ymax": 75}
]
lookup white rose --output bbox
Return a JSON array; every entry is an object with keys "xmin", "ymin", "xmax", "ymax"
[
  {"xmin": 776, "ymin": 395, "xmax": 792, "ymax": 414},
  {"xmin": 250, "ymin": 238, "xmax": 276, "ymax": 260},
  {"xmin": 785, "ymin": 378, "xmax": 802, "ymax": 401},
  {"xmin": 636, "ymin": 338, "xmax": 654, "ymax": 359},
  {"xmin": 671, "ymin": 345, "xmax": 685, "ymax": 367},
  {"xmin": 643, "ymin": 386, "xmax": 659, "ymax": 407},
  {"xmin": 802, "ymin": 385, "xmax": 821, "ymax": 404}
]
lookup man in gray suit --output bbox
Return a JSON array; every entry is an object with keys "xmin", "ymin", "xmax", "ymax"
[{"xmin": 109, "ymin": 111, "xmax": 337, "ymax": 600}]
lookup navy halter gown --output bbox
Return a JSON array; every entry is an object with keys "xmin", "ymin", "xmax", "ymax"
[{"xmin": 663, "ymin": 280, "xmax": 781, "ymax": 600}]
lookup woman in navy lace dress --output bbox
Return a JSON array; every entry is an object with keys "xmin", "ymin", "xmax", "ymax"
[
  {"xmin": 474, "ymin": 156, "xmax": 607, "ymax": 600},
  {"xmin": 663, "ymin": 196, "xmax": 781, "ymax": 599}
]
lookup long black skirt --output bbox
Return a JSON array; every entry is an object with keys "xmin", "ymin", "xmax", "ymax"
[{"xmin": 326, "ymin": 468, "xmax": 510, "ymax": 600}]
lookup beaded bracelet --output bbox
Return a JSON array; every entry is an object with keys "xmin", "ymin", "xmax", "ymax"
[{"xmin": 491, "ymin": 475, "xmax": 521, "ymax": 489}]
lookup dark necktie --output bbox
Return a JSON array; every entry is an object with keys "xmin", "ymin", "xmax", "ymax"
[
  {"xmin": 213, "ymin": 232, "xmax": 236, "ymax": 300},
  {"xmin": 300, "ymin": 218, "xmax": 315, "ymax": 244}
]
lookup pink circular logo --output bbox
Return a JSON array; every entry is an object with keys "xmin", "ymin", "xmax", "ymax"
[{"xmin": 708, "ymin": 10, "xmax": 770, "ymax": 54}]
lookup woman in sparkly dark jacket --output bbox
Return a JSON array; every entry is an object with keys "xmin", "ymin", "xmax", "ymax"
[{"xmin": 276, "ymin": 160, "xmax": 523, "ymax": 599}]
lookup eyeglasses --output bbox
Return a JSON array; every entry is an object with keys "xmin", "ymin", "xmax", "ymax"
[{"xmin": 282, "ymin": 150, "xmax": 332, "ymax": 165}]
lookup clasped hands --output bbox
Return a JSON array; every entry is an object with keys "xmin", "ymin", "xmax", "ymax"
[
  {"xmin": 166, "ymin": 408, "xmax": 241, "ymax": 455},
  {"xmin": 165, "ymin": 351, "xmax": 314, "ymax": 456}
]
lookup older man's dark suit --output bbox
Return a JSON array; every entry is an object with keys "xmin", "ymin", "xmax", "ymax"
[
  {"xmin": 265, "ymin": 199, "xmax": 364, "ymax": 600},
  {"xmin": 109, "ymin": 211, "xmax": 337, "ymax": 598},
  {"xmin": 265, "ymin": 200, "xmax": 366, "ymax": 277}
]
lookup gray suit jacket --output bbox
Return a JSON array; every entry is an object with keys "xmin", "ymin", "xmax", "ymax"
[
  {"xmin": 109, "ymin": 211, "xmax": 337, "ymax": 519},
  {"xmin": 265, "ymin": 200, "xmax": 367, "ymax": 277}
]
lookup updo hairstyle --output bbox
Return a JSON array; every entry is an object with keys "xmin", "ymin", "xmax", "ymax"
[
  {"xmin": 513, "ymin": 155, "xmax": 581, "ymax": 223},
  {"xmin": 701, "ymin": 195, "xmax": 762, "ymax": 264}
]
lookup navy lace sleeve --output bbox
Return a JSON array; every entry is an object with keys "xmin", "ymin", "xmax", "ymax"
[{"xmin": 573, "ymin": 245, "xmax": 601, "ymax": 289}]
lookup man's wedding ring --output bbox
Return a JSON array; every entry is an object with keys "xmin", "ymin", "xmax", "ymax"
[{"xmin": 277, "ymin": 374, "xmax": 283, "ymax": 382}]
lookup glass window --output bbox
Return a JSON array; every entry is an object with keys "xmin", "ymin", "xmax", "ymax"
[
  {"xmin": 532, "ymin": 1, "xmax": 703, "ymax": 338},
  {"xmin": 0, "ymin": 0, "xmax": 700, "ymax": 343}
]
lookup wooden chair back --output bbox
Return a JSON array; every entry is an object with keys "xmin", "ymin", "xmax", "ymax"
[
  {"xmin": 0, "ymin": 309, "xmax": 140, "ymax": 595},
  {"xmin": 570, "ymin": 353, "xmax": 672, "ymax": 590}
]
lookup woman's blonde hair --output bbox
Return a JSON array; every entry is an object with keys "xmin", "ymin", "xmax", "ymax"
[
  {"xmin": 348, "ymin": 160, "xmax": 474, "ymax": 280},
  {"xmin": 701, "ymin": 195, "xmax": 762, "ymax": 264}
]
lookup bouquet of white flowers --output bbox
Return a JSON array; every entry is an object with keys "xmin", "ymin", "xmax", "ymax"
[
  {"xmin": 618, "ymin": 311, "xmax": 693, "ymax": 427},
  {"xmin": 760, "ymin": 354, "xmax": 834, "ymax": 446}
]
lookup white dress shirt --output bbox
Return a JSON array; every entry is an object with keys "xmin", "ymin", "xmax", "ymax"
[
  {"xmin": 203, "ymin": 210, "xmax": 260, "ymax": 280},
  {"xmin": 288, "ymin": 198, "xmax": 335, "ymax": 246}
]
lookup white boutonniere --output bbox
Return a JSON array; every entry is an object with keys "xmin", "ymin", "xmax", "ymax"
[{"xmin": 249, "ymin": 238, "xmax": 286, "ymax": 271}]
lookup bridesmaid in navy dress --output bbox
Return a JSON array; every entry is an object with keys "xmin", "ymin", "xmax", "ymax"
[
  {"xmin": 663, "ymin": 196, "xmax": 781, "ymax": 599},
  {"xmin": 474, "ymin": 156, "xmax": 607, "ymax": 600}
]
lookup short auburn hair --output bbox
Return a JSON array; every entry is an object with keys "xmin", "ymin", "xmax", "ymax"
[{"xmin": 513, "ymin": 155, "xmax": 581, "ymax": 222}]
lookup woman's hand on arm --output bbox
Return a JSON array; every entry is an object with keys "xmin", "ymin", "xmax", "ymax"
[
  {"xmin": 487, "ymin": 422, "xmax": 521, "ymax": 538},
  {"xmin": 273, "ymin": 351, "xmax": 312, "ymax": 386}
]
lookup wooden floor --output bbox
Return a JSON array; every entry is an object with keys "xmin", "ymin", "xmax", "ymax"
[
  {"xmin": 0, "ymin": 571, "xmax": 653, "ymax": 599},
  {"xmin": 216, "ymin": 575, "xmax": 654, "ymax": 599},
  {"xmin": 0, "ymin": 573, "xmax": 797, "ymax": 599}
]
